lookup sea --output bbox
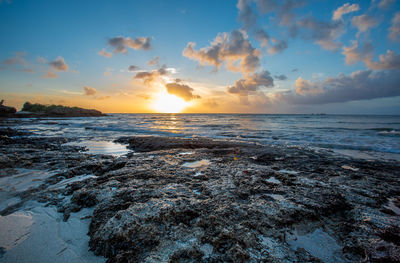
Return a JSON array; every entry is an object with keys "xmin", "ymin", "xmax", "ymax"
[{"xmin": 3, "ymin": 114, "xmax": 400, "ymax": 161}]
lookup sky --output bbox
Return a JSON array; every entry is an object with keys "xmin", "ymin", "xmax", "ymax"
[{"xmin": 0, "ymin": 0, "xmax": 399, "ymax": 114}]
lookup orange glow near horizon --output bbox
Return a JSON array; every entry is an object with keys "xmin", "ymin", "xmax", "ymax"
[{"xmin": 151, "ymin": 92, "xmax": 191, "ymax": 113}]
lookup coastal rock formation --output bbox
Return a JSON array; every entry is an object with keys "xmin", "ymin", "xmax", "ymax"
[
  {"xmin": 0, "ymin": 130, "xmax": 399, "ymax": 262},
  {"xmin": 18, "ymin": 102, "xmax": 105, "ymax": 117},
  {"xmin": 0, "ymin": 100, "xmax": 17, "ymax": 117}
]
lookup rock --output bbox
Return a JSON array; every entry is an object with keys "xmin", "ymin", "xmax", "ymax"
[
  {"xmin": 10, "ymin": 101, "xmax": 106, "ymax": 117},
  {"xmin": 1, "ymin": 130, "xmax": 400, "ymax": 262},
  {"xmin": 0, "ymin": 103, "xmax": 17, "ymax": 117}
]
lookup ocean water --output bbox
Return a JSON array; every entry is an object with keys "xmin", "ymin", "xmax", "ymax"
[{"xmin": 4, "ymin": 114, "xmax": 400, "ymax": 161}]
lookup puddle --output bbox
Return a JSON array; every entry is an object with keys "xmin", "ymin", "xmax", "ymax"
[
  {"xmin": 64, "ymin": 140, "xmax": 129, "ymax": 157},
  {"xmin": 179, "ymin": 152, "xmax": 194, "ymax": 155},
  {"xmin": 193, "ymin": 189, "xmax": 201, "ymax": 195},
  {"xmin": 278, "ymin": 169, "xmax": 298, "ymax": 175},
  {"xmin": 182, "ymin": 159, "xmax": 210, "ymax": 168},
  {"xmin": 266, "ymin": 176, "xmax": 281, "ymax": 184},
  {"xmin": 269, "ymin": 194, "xmax": 285, "ymax": 201},
  {"xmin": 341, "ymin": 165, "xmax": 359, "ymax": 171},
  {"xmin": 286, "ymin": 227, "xmax": 345, "ymax": 263}
]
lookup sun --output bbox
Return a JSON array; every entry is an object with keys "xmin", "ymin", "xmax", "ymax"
[{"xmin": 152, "ymin": 92, "xmax": 190, "ymax": 113}]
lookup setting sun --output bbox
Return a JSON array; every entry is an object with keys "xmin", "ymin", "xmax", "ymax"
[{"xmin": 152, "ymin": 92, "xmax": 190, "ymax": 113}]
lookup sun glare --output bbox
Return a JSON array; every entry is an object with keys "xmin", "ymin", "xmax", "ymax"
[{"xmin": 152, "ymin": 92, "xmax": 190, "ymax": 113}]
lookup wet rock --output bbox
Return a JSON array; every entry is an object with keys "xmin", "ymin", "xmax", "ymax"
[{"xmin": 1, "ymin": 130, "xmax": 400, "ymax": 262}]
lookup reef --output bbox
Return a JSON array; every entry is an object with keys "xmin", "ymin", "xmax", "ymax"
[{"xmin": 0, "ymin": 128, "xmax": 400, "ymax": 262}]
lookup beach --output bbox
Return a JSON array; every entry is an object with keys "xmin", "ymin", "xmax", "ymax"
[{"xmin": 0, "ymin": 115, "xmax": 399, "ymax": 262}]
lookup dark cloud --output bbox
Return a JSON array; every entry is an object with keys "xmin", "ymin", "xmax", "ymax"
[
  {"xmin": 274, "ymin": 74, "xmax": 287, "ymax": 80},
  {"xmin": 277, "ymin": 70, "xmax": 400, "ymax": 104},
  {"xmin": 378, "ymin": 0, "xmax": 395, "ymax": 9},
  {"xmin": 227, "ymin": 70, "xmax": 274, "ymax": 95},
  {"xmin": 277, "ymin": 0, "xmax": 305, "ymax": 26},
  {"xmin": 147, "ymin": 56, "xmax": 159, "ymax": 66},
  {"xmin": 165, "ymin": 82, "xmax": 201, "ymax": 101},
  {"xmin": 237, "ymin": 0, "xmax": 256, "ymax": 30},
  {"xmin": 253, "ymin": 0, "xmax": 278, "ymax": 14},
  {"xmin": 342, "ymin": 41, "xmax": 400, "ymax": 70},
  {"xmin": 128, "ymin": 65, "xmax": 140, "ymax": 71},
  {"xmin": 108, "ymin": 36, "xmax": 151, "ymax": 53},
  {"xmin": 255, "ymin": 29, "xmax": 270, "ymax": 47},
  {"xmin": 49, "ymin": 57, "xmax": 68, "ymax": 71},
  {"xmin": 365, "ymin": 50, "xmax": 400, "ymax": 70},
  {"xmin": 351, "ymin": 15, "xmax": 378, "ymax": 35},
  {"xmin": 83, "ymin": 86, "xmax": 98, "ymax": 96},
  {"xmin": 268, "ymin": 39, "xmax": 288, "ymax": 54},
  {"xmin": 295, "ymin": 18, "xmax": 344, "ymax": 50},
  {"xmin": 183, "ymin": 30, "xmax": 260, "ymax": 74},
  {"xmin": 133, "ymin": 65, "xmax": 170, "ymax": 86}
]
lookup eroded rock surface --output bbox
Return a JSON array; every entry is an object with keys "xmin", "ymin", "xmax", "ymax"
[{"xmin": 1, "ymin": 128, "xmax": 399, "ymax": 263}]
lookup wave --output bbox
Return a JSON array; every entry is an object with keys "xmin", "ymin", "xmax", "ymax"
[{"xmin": 378, "ymin": 130, "xmax": 400, "ymax": 137}]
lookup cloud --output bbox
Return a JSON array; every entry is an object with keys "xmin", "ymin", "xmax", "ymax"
[
  {"xmin": 128, "ymin": 65, "xmax": 140, "ymax": 71},
  {"xmin": 268, "ymin": 39, "xmax": 288, "ymax": 54},
  {"xmin": 48, "ymin": 57, "xmax": 68, "ymax": 71},
  {"xmin": 227, "ymin": 70, "xmax": 274, "ymax": 95},
  {"xmin": 351, "ymin": 14, "xmax": 378, "ymax": 35},
  {"xmin": 276, "ymin": 70, "xmax": 400, "ymax": 104},
  {"xmin": 255, "ymin": 29, "xmax": 270, "ymax": 47},
  {"xmin": 98, "ymin": 48, "xmax": 112, "ymax": 58},
  {"xmin": 183, "ymin": 30, "xmax": 261, "ymax": 74},
  {"xmin": 83, "ymin": 86, "xmax": 98, "ymax": 96},
  {"xmin": 108, "ymin": 36, "xmax": 151, "ymax": 53},
  {"xmin": 277, "ymin": 0, "xmax": 305, "ymax": 26},
  {"xmin": 41, "ymin": 71, "xmax": 57, "ymax": 79},
  {"xmin": 296, "ymin": 17, "xmax": 344, "ymax": 50},
  {"xmin": 165, "ymin": 82, "xmax": 201, "ymax": 101},
  {"xmin": 274, "ymin": 74, "xmax": 287, "ymax": 80},
  {"xmin": 237, "ymin": 0, "xmax": 257, "ymax": 30},
  {"xmin": 378, "ymin": 0, "xmax": 395, "ymax": 9},
  {"xmin": 342, "ymin": 40, "xmax": 373, "ymax": 65},
  {"xmin": 133, "ymin": 65, "xmax": 170, "ymax": 86},
  {"xmin": 332, "ymin": 3, "xmax": 360, "ymax": 20},
  {"xmin": 2, "ymin": 52, "xmax": 28, "ymax": 66},
  {"xmin": 291, "ymin": 68, "xmax": 299, "ymax": 72},
  {"xmin": 342, "ymin": 41, "xmax": 400, "ymax": 70},
  {"xmin": 147, "ymin": 56, "xmax": 159, "ymax": 66},
  {"xmin": 364, "ymin": 50, "xmax": 400, "ymax": 70},
  {"xmin": 389, "ymin": 12, "xmax": 400, "ymax": 41}
]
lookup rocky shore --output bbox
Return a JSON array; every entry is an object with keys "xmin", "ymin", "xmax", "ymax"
[{"xmin": 0, "ymin": 127, "xmax": 399, "ymax": 262}]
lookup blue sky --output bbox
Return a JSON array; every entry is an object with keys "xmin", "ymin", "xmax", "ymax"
[{"xmin": 0, "ymin": 0, "xmax": 399, "ymax": 114}]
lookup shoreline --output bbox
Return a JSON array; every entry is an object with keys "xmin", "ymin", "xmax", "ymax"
[{"xmin": 0, "ymin": 127, "xmax": 399, "ymax": 262}]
